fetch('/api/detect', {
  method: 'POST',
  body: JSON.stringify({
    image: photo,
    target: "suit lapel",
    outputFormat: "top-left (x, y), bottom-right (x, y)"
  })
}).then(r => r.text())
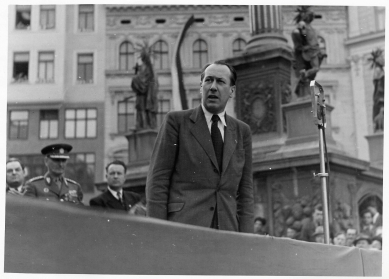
top-left (106, 191), bottom-right (125, 210)
top-left (190, 106), bottom-right (219, 170)
top-left (222, 114), bottom-right (237, 175)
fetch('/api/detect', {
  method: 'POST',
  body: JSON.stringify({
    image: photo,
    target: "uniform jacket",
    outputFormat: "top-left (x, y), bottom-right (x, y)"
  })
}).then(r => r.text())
top-left (6, 184), bottom-right (27, 195)
top-left (24, 172), bottom-right (83, 204)
top-left (146, 106), bottom-right (254, 233)
top-left (89, 189), bottom-right (141, 213)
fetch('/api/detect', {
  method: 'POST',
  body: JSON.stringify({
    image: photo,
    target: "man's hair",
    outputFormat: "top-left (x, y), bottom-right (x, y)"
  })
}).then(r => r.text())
top-left (106, 160), bottom-right (127, 173)
top-left (200, 61), bottom-right (237, 86)
top-left (361, 209), bottom-right (373, 217)
top-left (254, 217), bottom-right (266, 225)
top-left (6, 158), bottom-right (25, 170)
top-left (314, 204), bottom-right (323, 212)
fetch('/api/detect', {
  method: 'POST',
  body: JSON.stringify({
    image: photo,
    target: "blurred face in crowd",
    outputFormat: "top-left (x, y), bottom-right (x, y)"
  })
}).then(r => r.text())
top-left (314, 234), bottom-right (324, 244)
top-left (200, 64), bottom-right (235, 115)
top-left (346, 228), bottom-right (357, 239)
top-left (45, 157), bottom-right (68, 177)
top-left (367, 206), bottom-right (378, 215)
top-left (370, 240), bottom-right (382, 250)
top-left (334, 233), bottom-right (346, 246)
top-left (355, 240), bottom-right (370, 249)
top-left (362, 212), bottom-right (373, 225)
top-left (106, 164), bottom-right (126, 190)
top-left (313, 209), bottom-right (323, 225)
top-left (286, 228), bottom-right (297, 239)
top-left (6, 161), bottom-right (25, 187)
top-left (254, 219), bottom-right (264, 234)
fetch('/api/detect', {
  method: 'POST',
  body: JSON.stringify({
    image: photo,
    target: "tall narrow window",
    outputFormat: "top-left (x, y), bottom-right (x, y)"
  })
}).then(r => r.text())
top-left (78, 4), bottom-right (94, 32)
top-left (375, 7), bottom-right (385, 31)
top-left (9, 111), bottom-right (29, 139)
top-left (65, 108), bottom-right (97, 139)
top-left (118, 99), bottom-right (135, 133)
top-left (152, 40), bottom-right (169, 70)
top-left (232, 38), bottom-right (246, 57)
top-left (77, 53), bottom-right (93, 83)
top-left (13, 52), bottom-right (29, 82)
top-left (39, 110), bottom-right (58, 139)
top-left (15, 5), bottom-right (31, 30)
top-left (40, 5), bottom-right (55, 29)
top-left (119, 42), bottom-right (135, 71)
top-left (157, 99), bottom-right (171, 126)
top-left (193, 39), bottom-right (208, 68)
top-left (38, 52), bottom-right (54, 83)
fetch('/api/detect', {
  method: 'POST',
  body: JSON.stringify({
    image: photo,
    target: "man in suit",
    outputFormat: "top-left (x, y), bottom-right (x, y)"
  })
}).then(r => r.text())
top-left (6, 158), bottom-right (27, 195)
top-left (90, 160), bottom-right (142, 213)
top-left (24, 143), bottom-right (83, 204)
top-left (146, 61), bottom-right (254, 233)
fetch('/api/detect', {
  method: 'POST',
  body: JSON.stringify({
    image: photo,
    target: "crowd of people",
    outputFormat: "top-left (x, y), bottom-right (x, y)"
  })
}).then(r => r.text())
top-left (253, 204), bottom-right (382, 251)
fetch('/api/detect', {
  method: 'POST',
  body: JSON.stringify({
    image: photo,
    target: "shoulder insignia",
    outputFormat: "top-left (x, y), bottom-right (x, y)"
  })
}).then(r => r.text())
top-left (26, 176), bottom-right (44, 184)
top-left (65, 178), bottom-right (80, 186)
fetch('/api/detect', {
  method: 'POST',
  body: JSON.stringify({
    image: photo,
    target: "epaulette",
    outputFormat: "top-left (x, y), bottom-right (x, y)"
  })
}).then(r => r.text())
top-left (65, 178), bottom-right (80, 186)
top-left (26, 176), bottom-right (44, 184)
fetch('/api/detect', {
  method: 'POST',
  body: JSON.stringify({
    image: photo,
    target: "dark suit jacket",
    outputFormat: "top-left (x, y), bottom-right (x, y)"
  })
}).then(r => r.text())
top-left (146, 106), bottom-right (254, 233)
top-left (89, 189), bottom-right (141, 213)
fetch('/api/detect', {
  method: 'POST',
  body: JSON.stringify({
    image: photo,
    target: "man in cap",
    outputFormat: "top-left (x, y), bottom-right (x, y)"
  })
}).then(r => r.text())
top-left (353, 234), bottom-right (371, 249)
top-left (89, 160), bottom-right (143, 214)
top-left (6, 158), bottom-right (27, 195)
top-left (24, 143), bottom-right (83, 204)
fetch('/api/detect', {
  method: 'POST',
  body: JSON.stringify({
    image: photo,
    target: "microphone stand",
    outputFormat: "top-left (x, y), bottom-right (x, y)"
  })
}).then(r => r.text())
top-left (310, 80), bottom-right (330, 245)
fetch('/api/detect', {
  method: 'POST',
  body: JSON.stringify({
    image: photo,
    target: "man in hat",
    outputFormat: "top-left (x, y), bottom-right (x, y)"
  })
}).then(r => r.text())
top-left (89, 160), bottom-right (143, 214)
top-left (6, 158), bottom-right (27, 195)
top-left (24, 143), bottom-right (83, 204)
top-left (254, 217), bottom-right (267, 235)
top-left (353, 234), bottom-right (371, 249)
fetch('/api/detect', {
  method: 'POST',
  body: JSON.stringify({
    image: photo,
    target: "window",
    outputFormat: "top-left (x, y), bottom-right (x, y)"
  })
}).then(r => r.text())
top-left (233, 38), bottom-right (246, 57)
top-left (38, 52), bottom-right (54, 83)
top-left (13, 52), bottom-right (29, 82)
top-left (192, 98), bottom-right (201, 108)
top-left (119, 42), bottom-right (135, 71)
top-left (40, 5), bottom-right (55, 29)
top-left (375, 7), bottom-right (385, 31)
top-left (65, 108), bottom-right (97, 138)
top-left (66, 153), bottom-right (96, 193)
top-left (152, 40), bottom-right (169, 70)
top-left (317, 36), bottom-right (327, 64)
top-left (78, 4), bottom-right (94, 32)
top-left (39, 110), bottom-right (58, 139)
top-left (9, 110), bottom-right (29, 139)
top-left (157, 99), bottom-right (171, 126)
top-left (15, 5), bottom-right (31, 29)
top-left (193, 39), bottom-right (208, 68)
top-left (77, 53), bottom-right (93, 83)
top-left (118, 99), bottom-right (135, 133)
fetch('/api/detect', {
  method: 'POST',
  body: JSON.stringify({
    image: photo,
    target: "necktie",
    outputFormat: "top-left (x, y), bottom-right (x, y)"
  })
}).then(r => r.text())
top-left (211, 114), bottom-right (223, 171)
top-left (117, 192), bottom-right (124, 205)
top-left (54, 178), bottom-right (62, 191)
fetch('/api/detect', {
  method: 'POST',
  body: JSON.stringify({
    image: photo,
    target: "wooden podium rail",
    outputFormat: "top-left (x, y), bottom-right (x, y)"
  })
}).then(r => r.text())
top-left (4, 195), bottom-right (382, 276)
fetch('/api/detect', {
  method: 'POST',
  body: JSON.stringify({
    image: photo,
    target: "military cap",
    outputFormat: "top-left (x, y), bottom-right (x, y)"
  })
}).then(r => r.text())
top-left (41, 143), bottom-right (72, 159)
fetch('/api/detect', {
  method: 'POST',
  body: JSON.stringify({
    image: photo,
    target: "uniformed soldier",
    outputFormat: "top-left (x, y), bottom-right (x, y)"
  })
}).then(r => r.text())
top-left (24, 143), bottom-right (83, 205)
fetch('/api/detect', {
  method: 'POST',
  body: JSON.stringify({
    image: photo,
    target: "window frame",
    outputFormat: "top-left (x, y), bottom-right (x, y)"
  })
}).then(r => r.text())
top-left (152, 40), bottom-right (169, 70)
top-left (65, 108), bottom-right (97, 139)
top-left (78, 4), bottom-right (95, 32)
top-left (15, 5), bottom-right (31, 30)
top-left (13, 52), bottom-right (29, 83)
top-left (77, 53), bottom-right (94, 84)
top-left (37, 51), bottom-right (55, 83)
top-left (40, 5), bottom-right (56, 30)
top-left (193, 39), bottom-right (208, 69)
top-left (117, 99), bottom-right (136, 133)
top-left (119, 41), bottom-right (135, 71)
top-left (39, 109), bottom-right (59, 139)
top-left (232, 38), bottom-right (247, 57)
top-left (9, 110), bottom-right (29, 140)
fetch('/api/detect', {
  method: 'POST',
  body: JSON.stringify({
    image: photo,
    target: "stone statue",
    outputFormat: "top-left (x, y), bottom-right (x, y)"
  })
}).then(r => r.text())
top-left (131, 42), bottom-right (159, 130)
top-left (368, 48), bottom-right (385, 132)
top-left (291, 6), bottom-right (327, 98)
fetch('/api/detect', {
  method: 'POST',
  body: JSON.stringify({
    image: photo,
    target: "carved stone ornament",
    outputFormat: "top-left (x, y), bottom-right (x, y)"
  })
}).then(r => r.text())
top-left (240, 80), bottom-right (276, 134)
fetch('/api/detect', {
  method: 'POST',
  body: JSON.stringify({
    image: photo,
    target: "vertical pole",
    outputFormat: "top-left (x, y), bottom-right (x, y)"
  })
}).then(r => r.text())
top-left (319, 126), bottom-right (330, 244)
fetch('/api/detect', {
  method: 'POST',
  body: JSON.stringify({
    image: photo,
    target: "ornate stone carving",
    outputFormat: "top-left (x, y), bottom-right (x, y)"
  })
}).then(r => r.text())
top-left (240, 79), bottom-right (276, 134)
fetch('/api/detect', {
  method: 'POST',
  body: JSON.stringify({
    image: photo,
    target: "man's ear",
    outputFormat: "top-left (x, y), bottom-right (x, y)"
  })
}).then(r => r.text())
top-left (229, 85), bottom-right (236, 98)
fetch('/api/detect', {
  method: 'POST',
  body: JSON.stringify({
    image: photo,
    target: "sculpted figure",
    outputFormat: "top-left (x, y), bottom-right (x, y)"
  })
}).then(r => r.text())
top-left (291, 6), bottom-right (327, 97)
top-left (131, 43), bottom-right (159, 130)
top-left (369, 48), bottom-right (385, 132)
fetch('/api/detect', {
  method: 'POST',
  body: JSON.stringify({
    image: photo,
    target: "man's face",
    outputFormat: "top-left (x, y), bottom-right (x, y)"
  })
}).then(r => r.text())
top-left (355, 240), bottom-right (369, 249)
top-left (346, 229), bottom-right (357, 239)
top-left (6, 161), bottom-right (25, 187)
top-left (45, 157), bottom-right (68, 176)
top-left (106, 164), bottom-right (126, 189)
top-left (371, 240), bottom-right (382, 250)
top-left (286, 228), bottom-right (296, 238)
top-left (334, 233), bottom-right (346, 246)
top-left (200, 64), bottom-right (235, 114)
top-left (313, 209), bottom-right (323, 225)
top-left (363, 212), bottom-right (373, 225)
top-left (253, 220), bottom-right (263, 233)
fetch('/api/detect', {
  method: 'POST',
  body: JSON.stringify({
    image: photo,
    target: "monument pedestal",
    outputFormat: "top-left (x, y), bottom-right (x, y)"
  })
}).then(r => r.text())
top-left (125, 129), bottom-right (158, 166)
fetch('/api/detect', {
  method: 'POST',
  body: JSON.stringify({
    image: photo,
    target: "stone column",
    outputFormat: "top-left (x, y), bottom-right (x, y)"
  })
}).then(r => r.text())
top-left (246, 5), bottom-right (289, 53)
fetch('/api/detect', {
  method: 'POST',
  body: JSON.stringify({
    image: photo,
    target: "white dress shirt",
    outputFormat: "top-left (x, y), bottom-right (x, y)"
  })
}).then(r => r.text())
top-left (201, 104), bottom-right (227, 141)
top-left (108, 186), bottom-right (123, 200)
